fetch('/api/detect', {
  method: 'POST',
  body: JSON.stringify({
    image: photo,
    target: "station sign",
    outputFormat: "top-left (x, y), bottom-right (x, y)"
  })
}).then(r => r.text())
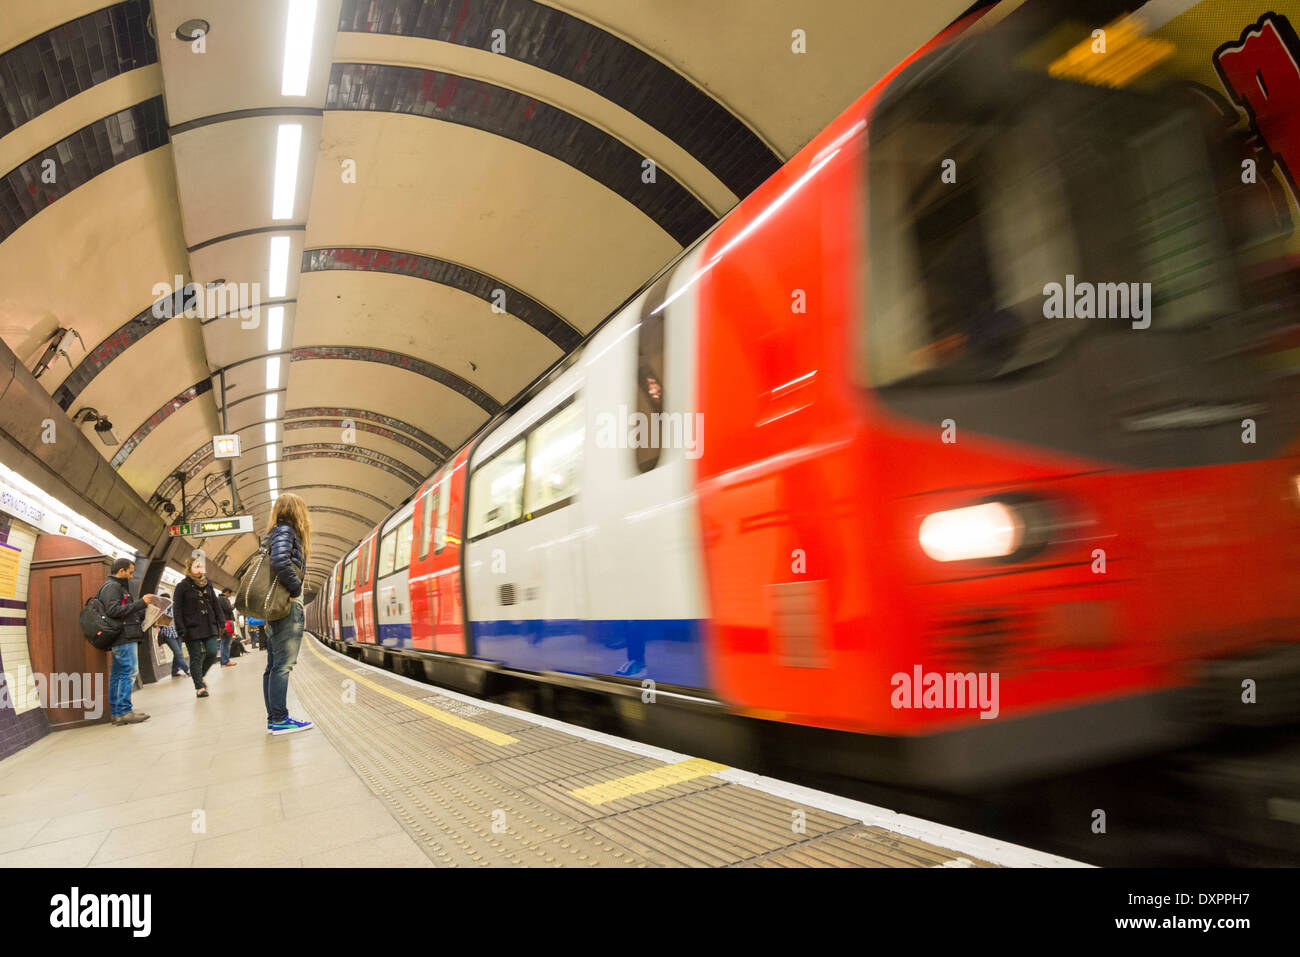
top-left (168, 515), bottom-right (254, 538)
top-left (212, 434), bottom-right (241, 459)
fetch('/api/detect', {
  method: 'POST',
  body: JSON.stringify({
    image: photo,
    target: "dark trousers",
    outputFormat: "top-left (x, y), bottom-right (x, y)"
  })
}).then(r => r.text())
top-left (185, 637), bottom-right (219, 690)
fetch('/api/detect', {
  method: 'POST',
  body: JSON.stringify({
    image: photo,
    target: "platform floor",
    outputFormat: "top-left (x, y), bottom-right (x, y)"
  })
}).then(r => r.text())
top-left (0, 636), bottom-right (1082, 867)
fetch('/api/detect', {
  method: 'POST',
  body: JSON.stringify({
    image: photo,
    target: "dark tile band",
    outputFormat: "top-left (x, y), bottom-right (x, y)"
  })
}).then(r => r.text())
top-left (336, 0), bottom-right (781, 197)
top-left (326, 63), bottom-right (715, 247)
top-left (303, 246), bottom-right (581, 352)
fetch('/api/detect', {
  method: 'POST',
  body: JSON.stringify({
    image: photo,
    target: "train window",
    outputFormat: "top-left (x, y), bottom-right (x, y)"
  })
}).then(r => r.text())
top-left (394, 518), bottom-right (413, 572)
top-left (634, 312), bottom-right (665, 473)
top-left (526, 399), bottom-right (584, 514)
top-left (342, 558), bottom-right (355, 593)
top-left (863, 73), bottom-right (1236, 389)
top-left (416, 484), bottom-right (430, 560)
top-left (377, 529), bottom-right (398, 578)
top-left (467, 439), bottom-right (525, 539)
top-left (434, 476), bottom-right (451, 554)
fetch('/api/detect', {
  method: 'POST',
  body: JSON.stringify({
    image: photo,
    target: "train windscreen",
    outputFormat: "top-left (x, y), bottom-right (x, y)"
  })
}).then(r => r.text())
top-left (864, 69), bottom-right (1238, 388)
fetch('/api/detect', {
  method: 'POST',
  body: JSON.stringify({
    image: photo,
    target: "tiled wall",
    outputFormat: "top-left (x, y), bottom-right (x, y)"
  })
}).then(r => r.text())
top-left (0, 515), bottom-right (50, 761)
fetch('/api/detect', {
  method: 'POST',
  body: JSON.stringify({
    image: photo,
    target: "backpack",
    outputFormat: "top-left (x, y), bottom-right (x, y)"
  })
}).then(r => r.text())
top-left (79, 582), bottom-right (124, 650)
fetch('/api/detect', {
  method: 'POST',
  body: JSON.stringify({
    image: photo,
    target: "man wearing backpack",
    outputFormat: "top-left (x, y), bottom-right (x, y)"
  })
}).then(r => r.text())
top-left (101, 557), bottom-right (157, 725)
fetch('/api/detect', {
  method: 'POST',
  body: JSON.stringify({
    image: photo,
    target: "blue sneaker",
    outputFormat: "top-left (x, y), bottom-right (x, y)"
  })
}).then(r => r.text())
top-left (269, 717), bottom-right (313, 736)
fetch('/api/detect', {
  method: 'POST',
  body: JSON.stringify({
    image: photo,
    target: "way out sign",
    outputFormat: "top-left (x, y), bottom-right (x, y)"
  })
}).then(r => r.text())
top-left (168, 515), bottom-right (254, 538)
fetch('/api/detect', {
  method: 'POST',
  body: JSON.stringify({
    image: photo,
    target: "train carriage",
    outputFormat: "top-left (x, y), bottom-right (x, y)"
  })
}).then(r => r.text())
top-left (313, 13), bottom-right (1300, 787)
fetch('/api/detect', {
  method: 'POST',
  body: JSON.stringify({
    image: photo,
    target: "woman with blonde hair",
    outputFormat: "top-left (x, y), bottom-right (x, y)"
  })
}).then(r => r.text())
top-left (263, 492), bottom-right (313, 735)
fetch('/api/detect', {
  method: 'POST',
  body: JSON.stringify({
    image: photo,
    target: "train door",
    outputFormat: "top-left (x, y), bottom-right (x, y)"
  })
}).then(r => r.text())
top-left (578, 274), bottom-right (710, 686)
top-left (355, 532), bottom-right (377, 643)
top-left (329, 559), bottom-right (343, 640)
top-left (432, 447), bottom-right (471, 654)
top-left (339, 549), bottom-right (358, 640)
top-left (409, 475), bottom-right (439, 651)
top-left (375, 502), bottom-right (415, 648)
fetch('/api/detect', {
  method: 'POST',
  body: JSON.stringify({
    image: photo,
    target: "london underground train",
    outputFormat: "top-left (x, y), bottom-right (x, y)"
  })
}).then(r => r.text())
top-left (309, 20), bottom-right (1300, 787)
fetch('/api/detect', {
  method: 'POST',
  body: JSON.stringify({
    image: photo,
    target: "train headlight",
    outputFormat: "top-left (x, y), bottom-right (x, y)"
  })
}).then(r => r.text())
top-left (919, 502), bottom-right (1025, 562)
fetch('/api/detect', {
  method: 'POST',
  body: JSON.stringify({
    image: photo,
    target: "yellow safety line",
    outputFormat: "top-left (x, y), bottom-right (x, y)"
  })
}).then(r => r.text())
top-left (570, 757), bottom-right (729, 806)
top-left (304, 637), bottom-right (518, 746)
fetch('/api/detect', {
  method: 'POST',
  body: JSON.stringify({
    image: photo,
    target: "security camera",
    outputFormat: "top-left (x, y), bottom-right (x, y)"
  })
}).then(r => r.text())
top-left (92, 417), bottom-right (120, 446)
top-left (73, 407), bottom-right (119, 446)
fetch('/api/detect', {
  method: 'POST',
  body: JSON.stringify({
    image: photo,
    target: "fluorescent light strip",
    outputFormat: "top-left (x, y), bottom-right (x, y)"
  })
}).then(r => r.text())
top-left (267, 444), bottom-right (278, 462)
top-left (268, 235), bottom-right (291, 297)
top-left (272, 124), bottom-right (302, 220)
top-left (267, 305), bottom-right (284, 350)
top-left (264, 422), bottom-right (276, 443)
top-left (268, 463), bottom-right (278, 479)
top-left (265, 395), bottom-right (277, 419)
top-left (281, 0), bottom-right (318, 97)
top-left (0, 461), bottom-right (135, 558)
top-left (266, 356), bottom-right (281, 391)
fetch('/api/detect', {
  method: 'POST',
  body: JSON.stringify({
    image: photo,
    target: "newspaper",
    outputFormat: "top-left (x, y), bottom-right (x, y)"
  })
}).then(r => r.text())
top-left (142, 594), bottom-right (173, 633)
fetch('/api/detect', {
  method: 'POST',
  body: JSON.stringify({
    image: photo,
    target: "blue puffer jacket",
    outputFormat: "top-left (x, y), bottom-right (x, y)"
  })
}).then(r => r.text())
top-left (266, 522), bottom-right (305, 598)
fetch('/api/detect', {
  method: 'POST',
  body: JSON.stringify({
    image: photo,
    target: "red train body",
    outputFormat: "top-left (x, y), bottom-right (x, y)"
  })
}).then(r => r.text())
top-left (310, 14), bottom-right (1300, 786)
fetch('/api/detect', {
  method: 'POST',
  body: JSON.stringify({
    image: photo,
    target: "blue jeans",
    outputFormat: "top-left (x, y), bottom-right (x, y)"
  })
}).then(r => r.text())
top-left (264, 603), bottom-right (304, 723)
top-left (162, 634), bottom-right (189, 675)
top-left (108, 642), bottom-right (137, 717)
top-left (219, 636), bottom-right (231, 664)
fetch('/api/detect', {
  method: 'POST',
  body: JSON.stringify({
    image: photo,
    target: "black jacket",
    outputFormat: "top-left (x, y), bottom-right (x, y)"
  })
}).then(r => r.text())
top-left (173, 575), bottom-right (227, 641)
top-left (218, 594), bottom-right (234, 623)
top-left (100, 576), bottom-right (147, 645)
top-left (267, 523), bottom-right (305, 598)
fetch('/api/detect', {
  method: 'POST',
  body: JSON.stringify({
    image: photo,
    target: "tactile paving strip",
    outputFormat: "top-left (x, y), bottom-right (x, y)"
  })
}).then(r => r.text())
top-left (293, 638), bottom-right (1000, 868)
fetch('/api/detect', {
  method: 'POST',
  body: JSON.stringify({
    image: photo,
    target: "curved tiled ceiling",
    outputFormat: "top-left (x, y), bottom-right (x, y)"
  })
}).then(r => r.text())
top-left (0, 0), bottom-right (976, 596)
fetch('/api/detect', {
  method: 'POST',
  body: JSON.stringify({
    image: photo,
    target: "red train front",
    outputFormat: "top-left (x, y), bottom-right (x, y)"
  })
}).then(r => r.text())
top-left (694, 28), bottom-right (1300, 783)
top-left (314, 20), bottom-right (1300, 790)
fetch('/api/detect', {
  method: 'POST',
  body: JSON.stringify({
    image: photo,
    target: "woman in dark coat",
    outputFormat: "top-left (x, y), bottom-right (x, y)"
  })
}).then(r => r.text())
top-left (263, 492), bottom-right (313, 735)
top-left (173, 555), bottom-right (227, 698)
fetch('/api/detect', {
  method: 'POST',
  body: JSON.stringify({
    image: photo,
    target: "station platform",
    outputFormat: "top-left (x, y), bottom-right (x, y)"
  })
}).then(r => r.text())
top-left (0, 636), bottom-right (1082, 868)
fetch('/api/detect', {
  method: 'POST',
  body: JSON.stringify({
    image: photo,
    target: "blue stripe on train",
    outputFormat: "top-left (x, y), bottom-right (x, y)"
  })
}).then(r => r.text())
top-left (340, 625), bottom-right (355, 640)
top-left (378, 622), bottom-right (412, 647)
top-left (470, 618), bottom-right (706, 689)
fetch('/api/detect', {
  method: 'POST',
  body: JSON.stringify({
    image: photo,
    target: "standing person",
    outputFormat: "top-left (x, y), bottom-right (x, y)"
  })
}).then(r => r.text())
top-left (173, 555), bottom-right (226, 698)
top-left (217, 588), bottom-right (238, 668)
top-left (101, 558), bottom-right (156, 725)
top-left (155, 604), bottom-right (189, 679)
top-left (263, 493), bottom-right (313, 735)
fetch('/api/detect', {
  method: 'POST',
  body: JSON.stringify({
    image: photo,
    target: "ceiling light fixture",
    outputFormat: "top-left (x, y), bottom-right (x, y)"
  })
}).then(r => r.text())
top-left (175, 19), bottom-right (209, 42)
top-left (268, 462), bottom-right (278, 479)
top-left (268, 235), bottom-right (291, 297)
top-left (281, 0), bottom-right (318, 96)
top-left (271, 124), bottom-right (302, 220)
top-left (265, 394), bottom-right (278, 419)
top-left (267, 305), bottom-right (284, 350)
top-left (264, 422), bottom-right (276, 443)
top-left (266, 356), bottom-right (281, 391)
top-left (267, 444), bottom-right (278, 462)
